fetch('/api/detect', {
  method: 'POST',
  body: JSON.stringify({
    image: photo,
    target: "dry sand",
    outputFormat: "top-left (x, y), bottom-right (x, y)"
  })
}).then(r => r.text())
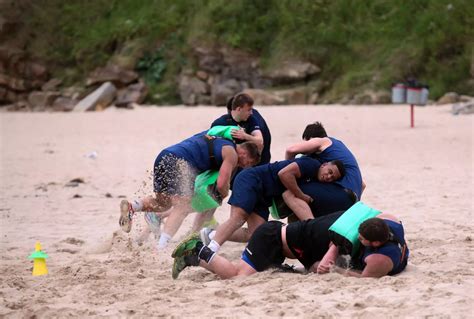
top-left (0, 104), bottom-right (473, 318)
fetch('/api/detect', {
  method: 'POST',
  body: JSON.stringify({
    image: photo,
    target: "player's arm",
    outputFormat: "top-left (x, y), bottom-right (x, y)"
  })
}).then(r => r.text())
top-left (278, 163), bottom-right (312, 204)
top-left (333, 254), bottom-right (393, 278)
top-left (316, 243), bottom-right (339, 274)
top-left (216, 146), bottom-right (238, 199)
top-left (360, 254), bottom-right (393, 278)
top-left (285, 137), bottom-right (330, 159)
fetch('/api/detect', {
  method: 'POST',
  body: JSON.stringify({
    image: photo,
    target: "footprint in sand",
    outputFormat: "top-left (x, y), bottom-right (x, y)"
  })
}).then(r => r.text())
top-left (61, 237), bottom-right (85, 246)
top-left (84, 231), bottom-right (134, 254)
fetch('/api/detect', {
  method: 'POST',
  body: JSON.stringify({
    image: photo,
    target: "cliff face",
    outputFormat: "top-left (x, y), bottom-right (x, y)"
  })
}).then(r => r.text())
top-left (1, 1), bottom-right (473, 110)
top-left (0, 0), bottom-right (27, 45)
top-left (0, 0), bottom-right (51, 109)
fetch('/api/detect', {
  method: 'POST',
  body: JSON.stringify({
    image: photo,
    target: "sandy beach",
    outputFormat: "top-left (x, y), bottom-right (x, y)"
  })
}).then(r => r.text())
top-left (0, 104), bottom-right (473, 318)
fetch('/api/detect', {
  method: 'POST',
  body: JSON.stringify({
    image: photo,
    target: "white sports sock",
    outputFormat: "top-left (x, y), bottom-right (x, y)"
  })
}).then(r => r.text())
top-left (157, 232), bottom-right (171, 249)
top-left (208, 240), bottom-right (220, 253)
top-left (208, 230), bottom-right (216, 241)
top-left (131, 199), bottom-right (144, 212)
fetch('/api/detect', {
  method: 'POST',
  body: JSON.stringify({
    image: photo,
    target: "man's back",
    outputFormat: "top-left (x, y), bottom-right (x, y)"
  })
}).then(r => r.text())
top-left (286, 211), bottom-right (344, 269)
top-left (247, 157), bottom-right (322, 197)
top-left (313, 137), bottom-right (362, 198)
top-left (165, 134), bottom-right (235, 172)
top-left (249, 160), bottom-right (294, 196)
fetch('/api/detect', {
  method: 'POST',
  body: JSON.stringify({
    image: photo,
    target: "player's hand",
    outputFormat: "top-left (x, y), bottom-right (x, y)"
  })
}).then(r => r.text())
top-left (231, 128), bottom-right (247, 140)
top-left (317, 261), bottom-right (334, 274)
top-left (217, 189), bottom-right (228, 201)
top-left (301, 194), bottom-right (313, 204)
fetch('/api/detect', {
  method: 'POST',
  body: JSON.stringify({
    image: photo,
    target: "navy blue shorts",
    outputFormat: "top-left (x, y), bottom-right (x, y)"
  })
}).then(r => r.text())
top-left (153, 151), bottom-right (197, 196)
top-left (241, 221), bottom-right (285, 271)
top-left (228, 170), bottom-right (271, 220)
top-left (299, 182), bottom-right (355, 217)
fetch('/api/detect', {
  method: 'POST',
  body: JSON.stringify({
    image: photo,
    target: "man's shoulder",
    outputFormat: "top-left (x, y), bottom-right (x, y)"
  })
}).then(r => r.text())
top-left (295, 156), bottom-right (319, 162)
top-left (220, 144), bottom-right (238, 160)
top-left (379, 213), bottom-right (400, 222)
top-left (251, 109), bottom-right (265, 121)
top-left (293, 156), bottom-right (319, 167)
top-left (244, 116), bottom-right (261, 132)
top-left (364, 253), bottom-right (394, 268)
top-left (218, 138), bottom-right (236, 149)
top-left (325, 137), bottom-right (355, 154)
top-left (268, 159), bottom-right (292, 170)
top-left (211, 114), bottom-right (233, 126)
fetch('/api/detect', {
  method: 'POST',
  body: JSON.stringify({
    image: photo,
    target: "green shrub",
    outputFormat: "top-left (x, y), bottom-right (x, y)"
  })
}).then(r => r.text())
top-left (24, 0), bottom-right (474, 102)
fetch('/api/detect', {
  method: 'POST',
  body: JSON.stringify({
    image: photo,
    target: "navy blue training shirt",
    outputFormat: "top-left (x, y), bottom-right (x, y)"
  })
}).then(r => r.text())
top-left (165, 133), bottom-right (235, 172)
top-left (211, 109), bottom-right (271, 164)
top-left (312, 137), bottom-right (362, 198)
top-left (251, 157), bottom-right (322, 197)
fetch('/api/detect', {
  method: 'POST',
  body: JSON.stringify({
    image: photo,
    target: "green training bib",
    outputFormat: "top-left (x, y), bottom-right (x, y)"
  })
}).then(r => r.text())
top-left (207, 125), bottom-right (240, 140)
top-left (191, 170), bottom-right (222, 213)
top-left (328, 202), bottom-right (381, 256)
top-left (269, 197), bottom-right (294, 220)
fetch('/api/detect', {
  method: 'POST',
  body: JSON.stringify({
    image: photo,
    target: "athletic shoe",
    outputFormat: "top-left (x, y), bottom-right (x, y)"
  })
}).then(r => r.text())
top-left (199, 227), bottom-right (214, 246)
top-left (172, 254), bottom-right (200, 279)
top-left (119, 200), bottom-right (134, 233)
top-left (144, 212), bottom-right (161, 237)
top-left (171, 232), bottom-right (201, 258)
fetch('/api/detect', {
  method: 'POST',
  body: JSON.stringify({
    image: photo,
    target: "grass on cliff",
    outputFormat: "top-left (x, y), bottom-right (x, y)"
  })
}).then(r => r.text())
top-left (25, 0), bottom-right (474, 102)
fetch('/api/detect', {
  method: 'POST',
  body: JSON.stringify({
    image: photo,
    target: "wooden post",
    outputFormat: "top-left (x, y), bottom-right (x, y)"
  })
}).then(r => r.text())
top-left (410, 104), bottom-right (414, 128)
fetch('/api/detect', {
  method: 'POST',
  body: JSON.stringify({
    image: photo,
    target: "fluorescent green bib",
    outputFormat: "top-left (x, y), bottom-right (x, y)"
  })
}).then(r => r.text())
top-left (191, 170), bottom-right (221, 212)
top-left (269, 197), bottom-right (293, 219)
top-left (207, 125), bottom-right (239, 140)
top-left (328, 202), bottom-right (381, 256)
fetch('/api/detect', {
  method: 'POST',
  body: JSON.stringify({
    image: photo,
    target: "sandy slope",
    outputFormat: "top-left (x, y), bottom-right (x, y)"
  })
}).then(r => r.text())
top-left (0, 104), bottom-right (472, 318)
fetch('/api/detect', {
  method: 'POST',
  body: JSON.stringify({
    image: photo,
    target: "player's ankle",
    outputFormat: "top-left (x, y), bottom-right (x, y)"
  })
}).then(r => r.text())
top-left (208, 240), bottom-right (220, 253)
top-left (197, 242), bottom-right (216, 263)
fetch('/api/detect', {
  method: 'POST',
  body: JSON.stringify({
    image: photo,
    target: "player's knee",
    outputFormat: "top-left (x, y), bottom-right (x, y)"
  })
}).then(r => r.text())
top-left (230, 216), bottom-right (246, 229)
top-left (282, 190), bottom-right (295, 201)
top-left (153, 193), bottom-right (172, 211)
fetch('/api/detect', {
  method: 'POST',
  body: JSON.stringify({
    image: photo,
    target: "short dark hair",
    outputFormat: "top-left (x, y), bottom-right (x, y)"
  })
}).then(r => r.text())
top-left (359, 218), bottom-right (390, 243)
top-left (226, 96), bottom-right (234, 111)
top-left (302, 122), bottom-right (327, 140)
top-left (230, 93), bottom-right (254, 110)
top-left (330, 160), bottom-right (345, 179)
top-left (239, 141), bottom-right (260, 164)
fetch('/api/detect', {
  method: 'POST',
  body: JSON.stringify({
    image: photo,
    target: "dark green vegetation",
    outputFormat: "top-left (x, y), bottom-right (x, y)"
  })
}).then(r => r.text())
top-left (24, 0), bottom-right (474, 103)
